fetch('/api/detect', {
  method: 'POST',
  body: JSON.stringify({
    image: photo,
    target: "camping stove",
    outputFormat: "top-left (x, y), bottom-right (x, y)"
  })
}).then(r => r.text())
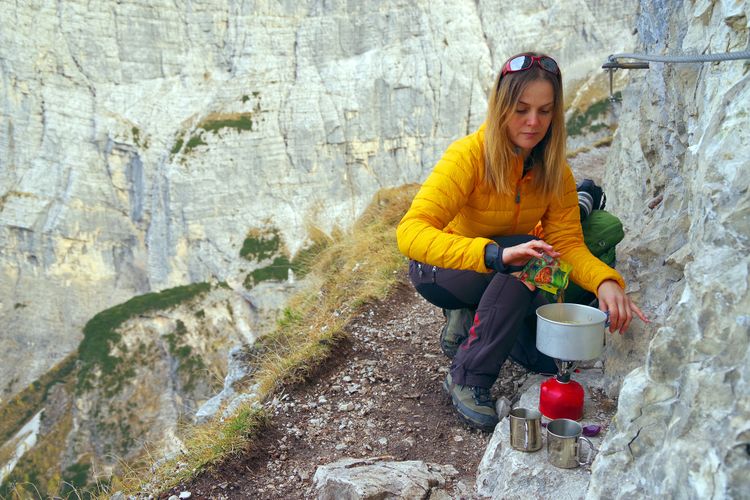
top-left (539, 359), bottom-right (585, 420)
top-left (535, 303), bottom-right (609, 422)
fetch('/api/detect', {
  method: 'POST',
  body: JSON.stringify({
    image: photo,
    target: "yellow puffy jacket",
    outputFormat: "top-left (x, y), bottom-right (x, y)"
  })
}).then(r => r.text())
top-left (396, 125), bottom-right (625, 294)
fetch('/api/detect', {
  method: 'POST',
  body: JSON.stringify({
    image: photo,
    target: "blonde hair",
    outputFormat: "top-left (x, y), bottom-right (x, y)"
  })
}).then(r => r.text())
top-left (484, 53), bottom-right (567, 197)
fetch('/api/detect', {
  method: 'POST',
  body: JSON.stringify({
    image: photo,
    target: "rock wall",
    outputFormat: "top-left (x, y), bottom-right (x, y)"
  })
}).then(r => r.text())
top-left (588, 0), bottom-right (750, 497)
top-left (0, 0), bottom-right (637, 400)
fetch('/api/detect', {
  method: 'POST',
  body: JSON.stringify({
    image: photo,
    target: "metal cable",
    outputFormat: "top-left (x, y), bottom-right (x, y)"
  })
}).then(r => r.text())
top-left (602, 51), bottom-right (750, 100)
top-left (608, 51), bottom-right (750, 64)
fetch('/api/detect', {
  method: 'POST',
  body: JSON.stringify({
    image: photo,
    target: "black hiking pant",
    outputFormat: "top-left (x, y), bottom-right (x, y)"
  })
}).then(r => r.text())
top-left (408, 235), bottom-right (558, 389)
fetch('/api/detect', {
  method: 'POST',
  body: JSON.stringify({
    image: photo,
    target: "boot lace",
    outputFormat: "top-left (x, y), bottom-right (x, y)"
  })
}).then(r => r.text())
top-left (472, 387), bottom-right (493, 407)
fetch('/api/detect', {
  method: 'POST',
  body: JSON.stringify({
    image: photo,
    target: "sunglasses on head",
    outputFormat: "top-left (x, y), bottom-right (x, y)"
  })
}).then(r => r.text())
top-left (501, 54), bottom-right (560, 78)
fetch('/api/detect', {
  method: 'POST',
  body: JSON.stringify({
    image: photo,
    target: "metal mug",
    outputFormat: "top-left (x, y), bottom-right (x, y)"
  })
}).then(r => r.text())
top-left (509, 407), bottom-right (543, 452)
top-left (546, 418), bottom-right (596, 468)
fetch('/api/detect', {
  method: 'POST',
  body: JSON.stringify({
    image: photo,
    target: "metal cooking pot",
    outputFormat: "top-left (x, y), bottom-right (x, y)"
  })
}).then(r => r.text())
top-left (536, 303), bottom-right (607, 361)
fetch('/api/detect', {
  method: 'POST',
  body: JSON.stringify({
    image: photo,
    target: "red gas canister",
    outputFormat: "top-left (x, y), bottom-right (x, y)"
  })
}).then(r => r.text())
top-left (539, 375), bottom-right (584, 421)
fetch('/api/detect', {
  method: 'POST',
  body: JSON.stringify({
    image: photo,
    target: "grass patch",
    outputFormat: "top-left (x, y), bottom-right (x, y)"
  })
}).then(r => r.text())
top-left (241, 227), bottom-right (332, 287)
top-left (240, 227), bottom-right (286, 287)
top-left (114, 406), bottom-right (269, 495)
top-left (118, 185), bottom-right (417, 495)
top-left (76, 283), bottom-right (212, 394)
top-left (240, 228), bottom-right (282, 261)
top-left (567, 135), bottom-right (615, 159)
top-left (243, 256), bottom-right (291, 288)
top-left (170, 138), bottom-right (184, 155)
top-left (184, 134), bottom-right (207, 154)
top-left (171, 101), bottom-right (262, 159)
top-left (202, 115), bottom-right (255, 133)
top-left (290, 228), bottom-right (332, 279)
top-left (197, 107), bottom-right (262, 138)
top-left (566, 93), bottom-right (620, 136)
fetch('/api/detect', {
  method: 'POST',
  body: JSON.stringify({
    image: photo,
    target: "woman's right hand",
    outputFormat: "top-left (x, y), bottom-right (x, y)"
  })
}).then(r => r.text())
top-left (596, 279), bottom-right (650, 334)
top-left (502, 239), bottom-right (559, 267)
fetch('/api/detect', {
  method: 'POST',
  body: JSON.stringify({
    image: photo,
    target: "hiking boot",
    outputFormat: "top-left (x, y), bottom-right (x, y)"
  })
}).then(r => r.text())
top-left (443, 373), bottom-right (499, 432)
top-left (440, 308), bottom-right (475, 359)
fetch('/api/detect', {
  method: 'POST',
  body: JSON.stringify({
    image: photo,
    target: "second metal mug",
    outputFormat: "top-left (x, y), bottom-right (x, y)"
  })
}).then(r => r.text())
top-left (509, 407), bottom-right (543, 452)
top-left (546, 418), bottom-right (595, 468)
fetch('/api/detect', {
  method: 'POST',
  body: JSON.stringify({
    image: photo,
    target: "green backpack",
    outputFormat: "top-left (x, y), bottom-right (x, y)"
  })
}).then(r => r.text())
top-left (545, 210), bottom-right (625, 304)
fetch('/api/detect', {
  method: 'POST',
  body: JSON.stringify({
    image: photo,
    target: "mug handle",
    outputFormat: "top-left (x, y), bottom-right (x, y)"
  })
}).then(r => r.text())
top-left (576, 436), bottom-right (596, 467)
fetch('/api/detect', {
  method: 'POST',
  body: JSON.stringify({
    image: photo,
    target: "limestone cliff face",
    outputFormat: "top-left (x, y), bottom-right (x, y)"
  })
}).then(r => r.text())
top-left (0, 279), bottom-right (293, 491)
top-left (0, 0), bottom-right (637, 400)
top-left (588, 0), bottom-right (749, 497)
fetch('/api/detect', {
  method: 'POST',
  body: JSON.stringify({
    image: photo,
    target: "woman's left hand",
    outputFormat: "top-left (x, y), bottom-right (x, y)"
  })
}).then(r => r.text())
top-left (596, 280), bottom-right (650, 334)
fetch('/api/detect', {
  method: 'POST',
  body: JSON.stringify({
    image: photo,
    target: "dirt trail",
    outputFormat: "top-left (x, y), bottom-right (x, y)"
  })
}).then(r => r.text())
top-left (160, 276), bottom-right (532, 499)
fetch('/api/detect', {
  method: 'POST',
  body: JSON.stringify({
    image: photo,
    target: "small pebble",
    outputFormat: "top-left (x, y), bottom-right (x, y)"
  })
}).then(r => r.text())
top-left (338, 402), bottom-right (355, 412)
top-left (495, 397), bottom-right (512, 420)
top-left (179, 493), bottom-right (192, 500)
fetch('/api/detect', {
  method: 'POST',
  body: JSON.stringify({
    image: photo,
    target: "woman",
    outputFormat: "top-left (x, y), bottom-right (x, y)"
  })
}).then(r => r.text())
top-left (396, 53), bottom-right (649, 431)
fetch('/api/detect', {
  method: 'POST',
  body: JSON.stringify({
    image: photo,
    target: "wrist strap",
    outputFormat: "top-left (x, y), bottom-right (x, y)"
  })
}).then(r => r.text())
top-left (484, 244), bottom-right (508, 273)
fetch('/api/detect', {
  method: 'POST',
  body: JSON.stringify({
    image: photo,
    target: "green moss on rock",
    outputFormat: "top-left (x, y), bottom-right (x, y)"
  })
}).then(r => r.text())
top-left (201, 115), bottom-right (255, 133)
top-left (244, 255), bottom-right (292, 288)
top-left (240, 229), bottom-right (282, 261)
top-left (170, 138), bottom-right (184, 155)
top-left (240, 228), bottom-right (330, 288)
top-left (184, 134), bottom-right (207, 153)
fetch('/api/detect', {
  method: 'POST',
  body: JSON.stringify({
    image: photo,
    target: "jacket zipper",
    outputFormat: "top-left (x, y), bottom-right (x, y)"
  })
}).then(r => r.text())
top-left (511, 178), bottom-right (522, 232)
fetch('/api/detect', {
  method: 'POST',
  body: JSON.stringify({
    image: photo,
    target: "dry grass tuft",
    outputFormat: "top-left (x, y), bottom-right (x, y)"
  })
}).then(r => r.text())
top-left (567, 135), bottom-right (614, 159)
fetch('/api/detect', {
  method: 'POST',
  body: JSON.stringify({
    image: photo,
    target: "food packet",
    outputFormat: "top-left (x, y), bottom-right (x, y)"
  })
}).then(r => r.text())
top-left (518, 253), bottom-right (572, 295)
